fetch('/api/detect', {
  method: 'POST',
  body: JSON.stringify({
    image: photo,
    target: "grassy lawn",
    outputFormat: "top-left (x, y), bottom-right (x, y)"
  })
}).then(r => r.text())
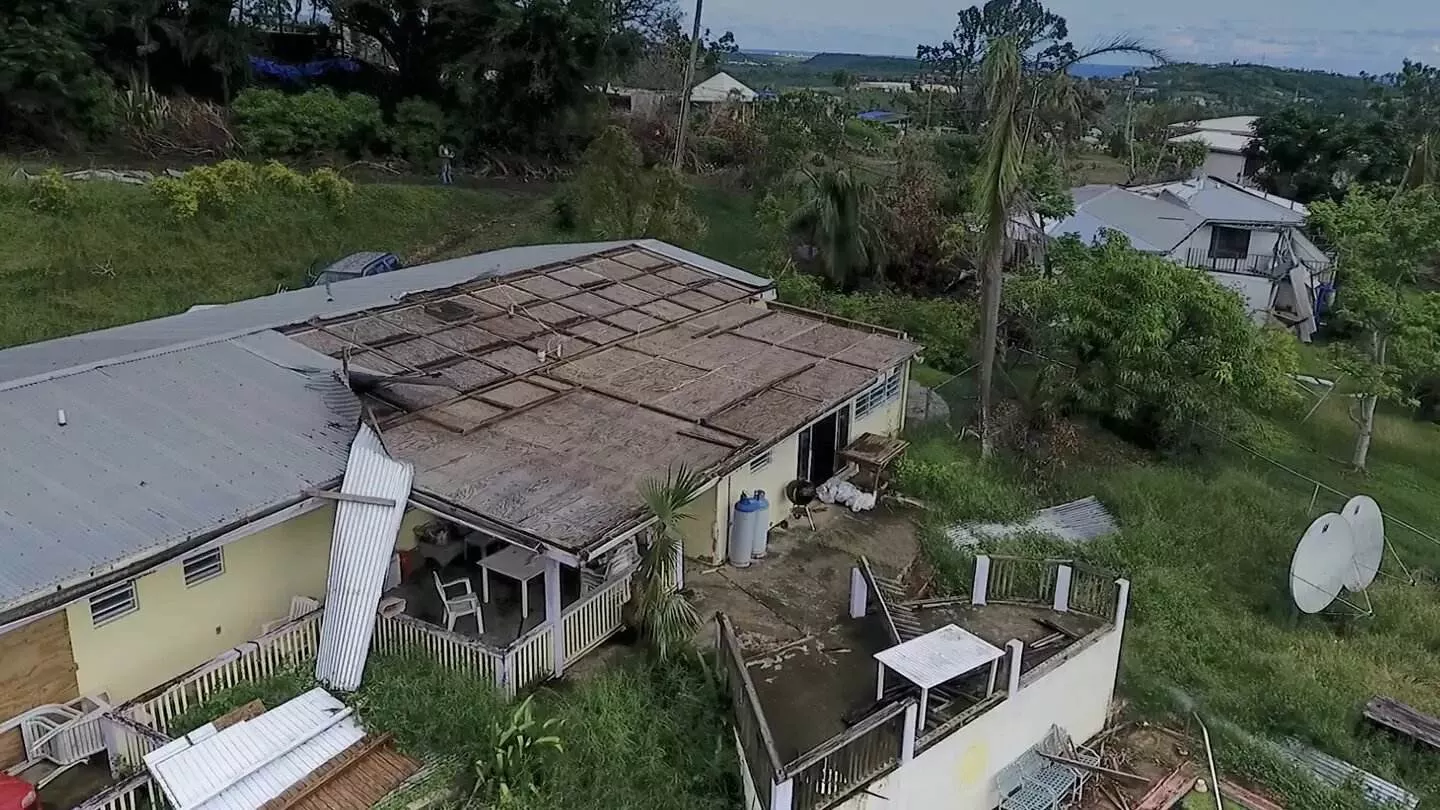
top-left (904, 364), bottom-right (1440, 808)
top-left (165, 652), bottom-right (738, 810)
top-left (0, 176), bottom-right (557, 350)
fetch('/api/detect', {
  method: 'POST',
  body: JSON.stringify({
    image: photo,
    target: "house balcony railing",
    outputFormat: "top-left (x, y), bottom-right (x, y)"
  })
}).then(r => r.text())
top-left (1184, 249), bottom-right (1331, 277)
top-left (725, 556), bottom-right (1131, 810)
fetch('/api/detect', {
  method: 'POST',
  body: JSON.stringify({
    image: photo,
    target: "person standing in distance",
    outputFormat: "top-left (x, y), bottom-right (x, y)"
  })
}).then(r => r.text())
top-left (438, 142), bottom-right (455, 185)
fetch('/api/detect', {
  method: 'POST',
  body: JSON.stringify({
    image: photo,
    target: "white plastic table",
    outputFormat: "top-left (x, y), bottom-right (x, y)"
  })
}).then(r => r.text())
top-left (479, 545), bottom-right (547, 618)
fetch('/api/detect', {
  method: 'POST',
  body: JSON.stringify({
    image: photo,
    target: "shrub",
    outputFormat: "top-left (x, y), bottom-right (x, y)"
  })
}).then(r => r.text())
top-left (570, 126), bottom-right (706, 245)
top-left (232, 88), bottom-right (383, 157)
top-left (27, 170), bottom-right (78, 214)
top-left (151, 160), bottom-right (356, 220)
top-left (388, 98), bottom-right (445, 163)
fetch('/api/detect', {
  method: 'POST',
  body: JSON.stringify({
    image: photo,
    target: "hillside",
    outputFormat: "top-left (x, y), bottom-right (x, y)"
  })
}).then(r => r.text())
top-left (1135, 63), bottom-right (1380, 114)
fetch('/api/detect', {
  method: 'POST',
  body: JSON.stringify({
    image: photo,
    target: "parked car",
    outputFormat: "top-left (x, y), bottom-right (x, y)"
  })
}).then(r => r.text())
top-left (0, 774), bottom-right (37, 810)
top-left (308, 252), bottom-right (403, 287)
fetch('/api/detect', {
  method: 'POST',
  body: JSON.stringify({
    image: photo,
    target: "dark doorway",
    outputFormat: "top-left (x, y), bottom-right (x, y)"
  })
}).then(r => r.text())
top-left (798, 407), bottom-right (851, 483)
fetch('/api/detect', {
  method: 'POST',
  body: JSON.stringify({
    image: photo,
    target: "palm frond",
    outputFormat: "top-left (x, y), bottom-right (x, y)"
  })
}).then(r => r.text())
top-left (1063, 36), bottom-right (1169, 71)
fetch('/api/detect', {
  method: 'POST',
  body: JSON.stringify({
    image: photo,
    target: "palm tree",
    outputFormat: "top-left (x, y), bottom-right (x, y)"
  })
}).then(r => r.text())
top-left (631, 465), bottom-right (706, 659)
top-left (971, 36), bottom-right (1024, 458)
top-left (789, 167), bottom-right (887, 292)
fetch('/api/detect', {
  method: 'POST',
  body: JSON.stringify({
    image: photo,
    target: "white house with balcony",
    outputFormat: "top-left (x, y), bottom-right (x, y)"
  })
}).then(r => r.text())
top-left (1040, 176), bottom-right (1332, 341)
top-left (1167, 115), bottom-right (1261, 185)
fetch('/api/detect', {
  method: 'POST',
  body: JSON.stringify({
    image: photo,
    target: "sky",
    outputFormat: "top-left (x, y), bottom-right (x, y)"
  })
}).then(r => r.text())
top-left (698, 0), bottom-right (1440, 75)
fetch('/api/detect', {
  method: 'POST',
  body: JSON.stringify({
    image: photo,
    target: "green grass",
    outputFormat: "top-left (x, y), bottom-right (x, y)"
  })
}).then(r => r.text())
top-left (900, 384), bottom-right (1440, 808)
top-left (0, 176), bottom-right (555, 349)
top-left (168, 652), bottom-right (738, 810)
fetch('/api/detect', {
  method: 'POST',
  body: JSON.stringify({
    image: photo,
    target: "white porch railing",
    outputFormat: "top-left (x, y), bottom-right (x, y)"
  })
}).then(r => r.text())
top-left (74, 772), bottom-right (162, 810)
top-left (563, 575), bottom-right (631, 661)
top-left (120, 610), bottom-right (322, 735)
top-left (372, 613), bottom-right (503, 682)
top-left (103, 713), bottom-right (172, 775)
top-left (503, 625), bottom-right (554, 694)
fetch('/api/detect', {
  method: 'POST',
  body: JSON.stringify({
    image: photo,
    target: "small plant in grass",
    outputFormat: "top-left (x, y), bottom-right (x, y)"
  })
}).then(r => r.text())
top-left (630, 464), bottom-right (706, 659)
top-left (150, 161), bottom-right (355, 220)
top-left (28, 170), bottom-right (78, 214)
top-left (306, 167), bottom-right (355, 210)
top-left (468, 695), bottom-right (563, 807)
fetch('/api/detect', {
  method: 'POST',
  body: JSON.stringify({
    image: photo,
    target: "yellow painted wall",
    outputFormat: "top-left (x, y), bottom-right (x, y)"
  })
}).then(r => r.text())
top-left (68, 505), bottom-right (334, 702)
top-left (67, 504), bottom-right (435, 701)
top-left (680, 486), bottom-right (721, 560)
top-left (694, 360), bottom-right (910, 564)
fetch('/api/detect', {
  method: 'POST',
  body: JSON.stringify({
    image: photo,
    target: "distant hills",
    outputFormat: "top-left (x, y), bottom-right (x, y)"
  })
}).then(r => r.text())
top-left (728, 51), bottom-right (1141, 80)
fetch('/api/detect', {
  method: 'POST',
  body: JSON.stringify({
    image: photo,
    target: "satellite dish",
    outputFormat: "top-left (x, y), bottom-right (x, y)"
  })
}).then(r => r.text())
top-left (1341, 496), bottom-right (1384, 592)
top-left (1290, 513), bottom-right (1355, 614)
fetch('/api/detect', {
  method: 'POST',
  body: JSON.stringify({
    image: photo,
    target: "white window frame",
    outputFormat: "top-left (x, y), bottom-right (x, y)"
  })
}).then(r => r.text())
top-left (89, 581), bottom-right (138, 627)
top-left (749, 452), bottom-right (772, 473)
top-left (183, 548), bottom-right (225, 587)
top-left (854, 366), bottom-right (903, 420)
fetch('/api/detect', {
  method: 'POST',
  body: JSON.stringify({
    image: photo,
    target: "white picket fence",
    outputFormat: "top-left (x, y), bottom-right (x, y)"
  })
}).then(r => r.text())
top-left (564, 575), bottom-right (631, 661)
top-left (73, 772), bottom-right (161, 810)
top-left (120, 610), bottom-right (322, 735)
top-left (371, 613), bottom-right (504, 682)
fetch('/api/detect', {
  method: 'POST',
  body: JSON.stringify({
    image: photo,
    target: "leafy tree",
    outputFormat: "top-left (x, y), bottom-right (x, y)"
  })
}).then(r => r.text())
top-left (1308, 186), bottom-right (1440, 469)
top-left (624, 19), bottom-right (736, 92)
top-left (1010, 234), bottom-right (1302, 447)
top-left (630, 466), bottom-right (705, 660)
top-left (1246, 106), bottom-right (1410, 203)
top-left (570, 125), bottom-right (706, 243)
top-left (788, 167), bottom-right (887, 292)
top-left (918, 0), bottom-right (1072, 97)
top-left (0, 0), bottom-right (115, 140)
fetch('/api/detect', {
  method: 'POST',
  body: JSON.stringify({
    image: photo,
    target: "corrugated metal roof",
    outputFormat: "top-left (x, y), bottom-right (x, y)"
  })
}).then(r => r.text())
top-left (0, 336), bottom-right (355, 614)
top-left (1142, 178), bottom-right (1306, 225)
top-left (945, 496), bottom-right (1119, 547)
top-left (1275, 738), bottom-right (1418, 809)
top-left (1051, 187), bottom-right (1203, 253)
top-left (315, 425), bottom-right (414, 691)
top-left (145, 687), bottom-right (366, 810)
top-left (873, 624), bottom-right (1005, 689)
top-left (0, 240), bottom-right (775, 387)
top-left (691, 72), bottom-right (757, 103)
top-left (1169, 130), bottom-right (1254, 154)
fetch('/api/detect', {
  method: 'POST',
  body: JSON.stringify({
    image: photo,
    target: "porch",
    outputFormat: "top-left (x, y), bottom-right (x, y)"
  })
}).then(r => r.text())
top-left (698, 503), bottom-right (1129, 810)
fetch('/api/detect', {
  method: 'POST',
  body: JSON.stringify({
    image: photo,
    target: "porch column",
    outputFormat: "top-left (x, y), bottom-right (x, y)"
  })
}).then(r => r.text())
top-left (1006, 639), bottom-right (1024, 694)
top-left (1052, 564), bottom-right (1072, 613)
top-left (849, 567), bottom-right (868, 619)
top-left (546, 558), bottom-right (566, 677)
top-left (972, 555), bottom-right (991, 605)
top-left (770, 777), bottom-right (794, 810)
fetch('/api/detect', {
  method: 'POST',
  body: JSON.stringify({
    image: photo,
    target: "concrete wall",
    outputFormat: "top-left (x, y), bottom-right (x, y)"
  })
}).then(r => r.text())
top-left (832, 627), bottom-right (1124, 810)
top-left (692, 360), bottom-right (910, 563)
top-left (1200, 150), bottom-right (1248, 184)
top-left (0, 613), bottom-right (80, 768)
top-left (66, 506), bottom-right (338, 702)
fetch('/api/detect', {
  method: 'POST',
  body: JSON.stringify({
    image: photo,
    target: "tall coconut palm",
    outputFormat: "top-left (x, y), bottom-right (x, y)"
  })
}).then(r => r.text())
top-left (789, 166), bottom-right (887, 292)
top-left (631, 465), bottom-right (705, 659)
top-left (971, 36), bottom-right (1025, 458)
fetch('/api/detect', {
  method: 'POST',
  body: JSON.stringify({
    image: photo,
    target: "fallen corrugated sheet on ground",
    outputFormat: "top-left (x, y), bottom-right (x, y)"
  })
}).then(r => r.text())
top-left (944, 496), bottom-right (1119, 548)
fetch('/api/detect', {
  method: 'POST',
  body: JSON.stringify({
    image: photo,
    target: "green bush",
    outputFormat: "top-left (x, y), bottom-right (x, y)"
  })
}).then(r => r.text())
top-left (150, 160), bottom-right (356, 220)
top-left (27, 170), bottom-right (78, 214)
top-left (232, 88), bottom-right (383, 157)
top-left (775, 269), bottom-right (978, 371)
top-left (388, 97), bottom-right (445, 163)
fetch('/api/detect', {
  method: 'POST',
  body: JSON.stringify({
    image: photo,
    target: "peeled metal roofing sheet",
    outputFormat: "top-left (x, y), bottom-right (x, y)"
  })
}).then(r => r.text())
top-left (314, 425), bottom-right (415, 691)
top-left (1275, 738), bottom-right (1418, 809)
top-left (146, 687), bottom-right (364, 810)
top-left (873, 624), bottom-right (1005, 689)
top-left (0, 240), bottom-right (771, 386)
top-left (945, 496), bottom-right (1118, 547)
top-left (0, 337), bottom-right (356, 613)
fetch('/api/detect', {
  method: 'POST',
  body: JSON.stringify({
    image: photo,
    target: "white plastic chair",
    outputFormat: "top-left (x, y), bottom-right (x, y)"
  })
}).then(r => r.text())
top-left (432, 571), bottom-right (483, 633)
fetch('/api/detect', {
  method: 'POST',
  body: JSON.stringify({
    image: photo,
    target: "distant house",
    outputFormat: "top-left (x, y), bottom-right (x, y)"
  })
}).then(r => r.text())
top-left (691, 72), bottom-right (758, 104)
top-left (1167, 115), bottom-right (1262, 185)
top-left (1041, 176), bottom-right (1332, 340)
top-left (857, 110), bottom-right (910, 129)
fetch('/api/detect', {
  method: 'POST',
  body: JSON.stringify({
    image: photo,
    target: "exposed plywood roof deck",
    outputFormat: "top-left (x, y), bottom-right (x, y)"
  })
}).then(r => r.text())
top-left (286, 247), bottom-right (919, 553)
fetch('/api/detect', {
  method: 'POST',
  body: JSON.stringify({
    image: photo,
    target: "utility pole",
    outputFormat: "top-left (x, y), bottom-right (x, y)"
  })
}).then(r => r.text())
top-left (672, 0), bottom-right (704, 170)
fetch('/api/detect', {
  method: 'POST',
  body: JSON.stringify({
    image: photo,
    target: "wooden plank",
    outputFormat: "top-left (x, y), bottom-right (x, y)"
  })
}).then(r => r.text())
top-left (1036, 618), bottom-right (1083, 640)
top-left (1135, 764), bottom-right (1198, 810)
top-left (302, 489), bottom-right (397, 508)
top-left (212, 700), bottom-right (265, 731)
top-left (260, 733), bottom-right (393, 810)
top-left (1038, 753), bottom-right (1148, 782)
top-left (1364, 695), bottom-right (1440, 750)
top-left (1218, 780), bottom-right (1284, 810)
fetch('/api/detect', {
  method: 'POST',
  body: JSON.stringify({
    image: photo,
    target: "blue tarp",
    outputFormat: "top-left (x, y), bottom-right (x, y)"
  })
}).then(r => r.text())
top-left (249, 56), bottom-right (361, 83)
